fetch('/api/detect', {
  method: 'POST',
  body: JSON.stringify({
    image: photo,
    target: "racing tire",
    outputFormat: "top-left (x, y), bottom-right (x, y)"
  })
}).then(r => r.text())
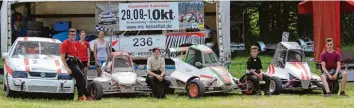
top-left (89, 81), bottom-right (103, 100)
top-left (328, 80), bottom-right (339, 94)
top-left (2, 81), bottom-right (5, 91)
top-left (240, 75), bottom-right (257, 95)
top-left (5, 80), bottom-right (18, 97)
top-left (270, 76), bottom-right (282, 95)
top-left (61, 93), bottom-right (74, 100)
top-left (186, 79), bottom-right (205, 98)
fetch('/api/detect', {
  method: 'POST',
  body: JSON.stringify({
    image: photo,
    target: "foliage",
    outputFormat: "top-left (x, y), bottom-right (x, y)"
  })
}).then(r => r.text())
top-left (230, 1), bottom-right (354, 47)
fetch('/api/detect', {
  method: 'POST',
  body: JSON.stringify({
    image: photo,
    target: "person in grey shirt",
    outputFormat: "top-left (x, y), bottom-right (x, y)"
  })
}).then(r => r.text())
top-left (146, 48), bottom-right (170, 99)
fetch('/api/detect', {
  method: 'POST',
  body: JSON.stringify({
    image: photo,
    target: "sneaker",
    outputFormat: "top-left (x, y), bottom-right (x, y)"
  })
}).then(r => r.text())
top-left (78, 96), bottom-right (85, 101)
top-left (324, 92), bottom-right (331, 97)
top-left (340, 91), bottom-right (348, 96)
top-left (86, 96), bottom-right (94, 100)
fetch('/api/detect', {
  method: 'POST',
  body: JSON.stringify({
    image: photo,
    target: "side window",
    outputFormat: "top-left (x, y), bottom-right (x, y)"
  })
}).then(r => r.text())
top-left (184, 48), bottom-right (202, 68)
top-left (184, 49), bottom-right (195, 64)
top-left (8, 41), bottom-right (18, 57)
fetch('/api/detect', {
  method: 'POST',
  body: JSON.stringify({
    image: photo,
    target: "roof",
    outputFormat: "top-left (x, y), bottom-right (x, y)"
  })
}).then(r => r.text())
top-left (111, 51), bottom-right (130, 56)
top-left (190, 45), bottom-right (213, 52)
top-left (279, 42), bottom-right (302, 50)
top-left (16, 37), bottom-right (62, 43)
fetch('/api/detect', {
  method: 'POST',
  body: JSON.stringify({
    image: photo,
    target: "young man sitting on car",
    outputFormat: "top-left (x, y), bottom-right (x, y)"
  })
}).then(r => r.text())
top-left (321, 38), bottom-right (348, 97)
top-left (146, 48), bottom-right (170, 99)
top-left (246, 46), bottom-right (271, 95)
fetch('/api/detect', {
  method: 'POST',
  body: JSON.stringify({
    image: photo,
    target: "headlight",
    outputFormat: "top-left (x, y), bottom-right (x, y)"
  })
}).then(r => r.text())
top-left (13, 71), bottom-right (28, 78)
top-left (58, 73), bottom-right (73, 80)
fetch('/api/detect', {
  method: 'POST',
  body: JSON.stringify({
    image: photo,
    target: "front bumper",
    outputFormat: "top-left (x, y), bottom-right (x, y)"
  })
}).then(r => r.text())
top-left (8, 77), bottom-right (74, 93)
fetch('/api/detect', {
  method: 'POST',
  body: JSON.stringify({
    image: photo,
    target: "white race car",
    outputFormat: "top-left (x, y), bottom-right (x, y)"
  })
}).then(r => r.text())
top-left (88, 51), bottom-right (153, 100)
top-left (2, 37), bottom-right (75, 99)
top-left (168, 45), bottom-right (238, 98)
top-left (239, 42), bottom-right (323, 95)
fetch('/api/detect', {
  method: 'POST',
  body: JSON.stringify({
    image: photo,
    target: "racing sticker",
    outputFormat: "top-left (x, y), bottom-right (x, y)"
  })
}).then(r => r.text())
top-left (119, 34), bottom-right (166, 57)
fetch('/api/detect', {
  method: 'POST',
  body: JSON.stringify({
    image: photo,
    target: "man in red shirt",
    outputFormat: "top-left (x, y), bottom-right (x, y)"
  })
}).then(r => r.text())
top-left (60, 28), bottom-right (93, 101)
top-left (76, 31), bottom-right (91, 77)
top-left (320, 38), bottom-right (348, 97)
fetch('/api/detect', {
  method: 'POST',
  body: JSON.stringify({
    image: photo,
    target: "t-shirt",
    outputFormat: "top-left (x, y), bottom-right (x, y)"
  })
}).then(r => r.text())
top-left (147, 56), bottom-right (165, 72)
top-left (76, 40), bottom-right (90, 62)
top-left (247, 56), bottom-right (263, 73)
top-left (320, 51), bottom-right (342, 69)
top-left (60, 40), bottom-right (78, 57)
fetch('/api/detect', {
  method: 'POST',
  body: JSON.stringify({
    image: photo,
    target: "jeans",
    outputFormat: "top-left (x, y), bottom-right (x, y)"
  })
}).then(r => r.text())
top-left (67, 57), bottom-right (90, 97)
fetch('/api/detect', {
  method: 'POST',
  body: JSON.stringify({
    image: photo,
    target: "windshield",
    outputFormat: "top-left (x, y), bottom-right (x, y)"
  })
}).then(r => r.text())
top-left (12, 41), bottom-right (61, 59)
top-left (113, 56), bottom-right (132, 68)
top-left (204, 52), bottom-right (219, 64)
top-left (286, 50), bottom-right (306, 62)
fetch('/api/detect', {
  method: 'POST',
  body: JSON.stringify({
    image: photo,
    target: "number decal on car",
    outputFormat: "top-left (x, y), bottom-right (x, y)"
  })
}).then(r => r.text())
top-left (133, 37), bottom-right (153, 47)
top-left (32, 60), bottom-right (38, 64)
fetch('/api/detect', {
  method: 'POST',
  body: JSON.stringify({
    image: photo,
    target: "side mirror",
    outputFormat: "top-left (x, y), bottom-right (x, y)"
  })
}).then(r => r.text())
top-left (195, 62), bottom-right (202, 67)
top-left (2, 53), bottom-right (9, 59)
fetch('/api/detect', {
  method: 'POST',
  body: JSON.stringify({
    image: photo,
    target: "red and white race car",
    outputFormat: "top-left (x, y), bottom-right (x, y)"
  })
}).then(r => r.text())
top-left (2, 37), bottom-right (75, 99)
top-left (239, 42), bottom-right (323, 95)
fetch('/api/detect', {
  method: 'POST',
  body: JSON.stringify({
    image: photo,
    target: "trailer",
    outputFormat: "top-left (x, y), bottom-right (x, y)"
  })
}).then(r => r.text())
top-left (1, 1), bottom-right (232, 81)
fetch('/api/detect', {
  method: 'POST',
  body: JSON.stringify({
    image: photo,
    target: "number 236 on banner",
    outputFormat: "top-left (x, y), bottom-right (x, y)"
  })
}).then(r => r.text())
top-left (119, 2), bottom-right (179, 30)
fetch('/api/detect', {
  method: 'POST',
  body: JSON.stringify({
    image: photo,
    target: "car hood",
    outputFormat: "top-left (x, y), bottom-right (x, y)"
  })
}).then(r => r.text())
top-left (111, 72), bottom-right (137, 85)
top-left (209, 66), bottom-right (233, 85)
top-left (285, 62), bottom-right (311, 80)
top-left (8, 58), bottom-right (64, 73)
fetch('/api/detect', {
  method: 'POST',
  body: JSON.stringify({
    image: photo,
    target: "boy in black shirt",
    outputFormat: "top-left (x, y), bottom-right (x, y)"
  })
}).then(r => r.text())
top-left (246, 46), bottom-right (271, 95)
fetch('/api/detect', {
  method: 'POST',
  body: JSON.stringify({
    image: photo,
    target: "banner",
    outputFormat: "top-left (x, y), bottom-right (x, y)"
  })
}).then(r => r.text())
top-left (118, 2), bottom-right (179, 31)
top-left (96, 2), bottom-right (120, 31)
top-left (178, 2), bottom-right (205, 30)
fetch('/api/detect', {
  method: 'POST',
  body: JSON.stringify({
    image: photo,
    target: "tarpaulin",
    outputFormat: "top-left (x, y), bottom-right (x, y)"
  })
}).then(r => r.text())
top-left (298, 1), bottom-right (354, 62)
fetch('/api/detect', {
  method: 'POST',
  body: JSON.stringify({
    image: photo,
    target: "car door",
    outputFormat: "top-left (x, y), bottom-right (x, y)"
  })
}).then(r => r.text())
top-left (182, 48), bottom-right (202, 76)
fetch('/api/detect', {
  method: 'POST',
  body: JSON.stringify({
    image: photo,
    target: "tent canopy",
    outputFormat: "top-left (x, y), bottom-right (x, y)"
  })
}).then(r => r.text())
top-left (298, 0), bottom-right (354, 14)
top-left (297, 1), bottom-right (354, 62)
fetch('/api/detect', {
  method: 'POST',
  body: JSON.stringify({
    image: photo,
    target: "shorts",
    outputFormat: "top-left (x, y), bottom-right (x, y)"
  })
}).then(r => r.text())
top-left (321, 69), bottom-right (344, 79)
top-left (81, 61), bottom-right (88, 67)
top-left (97, 60), bottom-right (106, 67)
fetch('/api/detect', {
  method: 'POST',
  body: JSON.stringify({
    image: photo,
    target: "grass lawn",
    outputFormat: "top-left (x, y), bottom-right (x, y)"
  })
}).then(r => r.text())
top-left (0, 54), bottom-right (353, 108)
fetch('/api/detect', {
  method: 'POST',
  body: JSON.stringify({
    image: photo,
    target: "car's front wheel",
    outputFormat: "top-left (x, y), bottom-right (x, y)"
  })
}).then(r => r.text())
top-left (5, 80), bottom-right (18, 97)
top-left (186, 79), bottom-right (205, 98)
top-left (89, 81), bottom-right (103, 100)
top-left (269, 76), bottom-right (282, 95)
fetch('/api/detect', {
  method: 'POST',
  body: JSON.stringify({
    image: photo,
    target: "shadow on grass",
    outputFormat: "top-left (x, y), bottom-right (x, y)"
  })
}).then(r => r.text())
top-left (173, 91), bottom-right (242, 98)
top-left (280, 90), bottom-right (323, 95)
top-left (101, 93), bottom-right (151, 99)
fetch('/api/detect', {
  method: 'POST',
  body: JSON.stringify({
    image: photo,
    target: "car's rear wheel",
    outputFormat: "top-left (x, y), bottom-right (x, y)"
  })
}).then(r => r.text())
top-left (329, 80), bottom-right (339, 94)
top-left (89, 81), bottom-right (103, 100)
top-left (186, 79), bottom-right (205, 98)
top-left (240, 75), bottom-right (257, 95)
top-left (270, 76), bottom-right (282, 95)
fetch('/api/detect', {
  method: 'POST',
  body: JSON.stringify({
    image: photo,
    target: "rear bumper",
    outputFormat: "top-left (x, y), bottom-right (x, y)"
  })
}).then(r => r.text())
top-left (7, 77), bottom-right (74, 93)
